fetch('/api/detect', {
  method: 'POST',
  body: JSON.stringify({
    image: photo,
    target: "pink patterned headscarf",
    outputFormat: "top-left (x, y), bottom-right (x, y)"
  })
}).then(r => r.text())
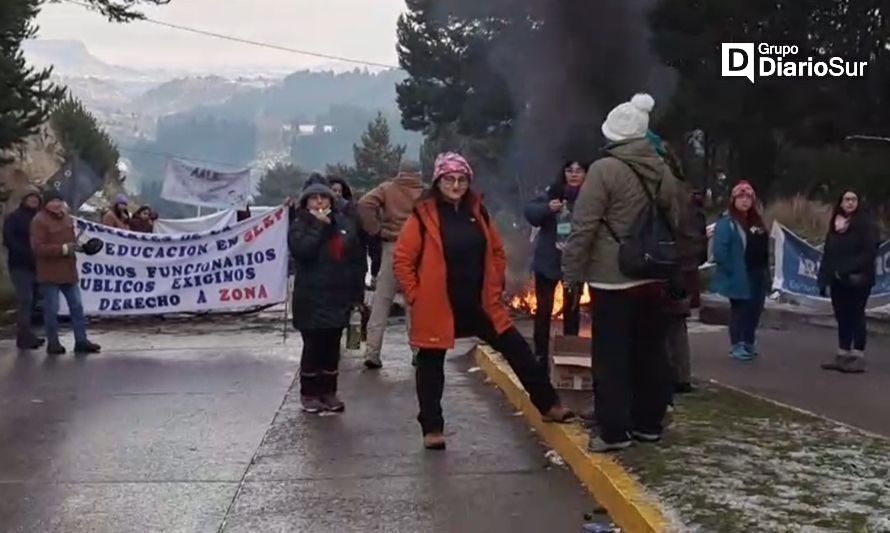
top-left (433, 152), bottom-right (474, 182)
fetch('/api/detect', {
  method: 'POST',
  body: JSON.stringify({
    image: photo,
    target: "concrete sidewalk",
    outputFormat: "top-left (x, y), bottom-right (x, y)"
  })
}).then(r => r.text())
top-left (220, 326), bottom-right (598, 532)
top-left (0, 316), bottom-right (599, 532)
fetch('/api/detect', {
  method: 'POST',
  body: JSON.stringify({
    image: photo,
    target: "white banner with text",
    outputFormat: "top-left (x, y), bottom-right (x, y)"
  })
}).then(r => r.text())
top-left (161, 159), bottom-right (252, 209)
top-left (68, 206), bottom-right (289, 316)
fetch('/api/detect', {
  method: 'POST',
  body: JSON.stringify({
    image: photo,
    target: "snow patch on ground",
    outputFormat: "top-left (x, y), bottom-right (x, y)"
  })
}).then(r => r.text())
top-left (621, 385), bottom-right (890, 532)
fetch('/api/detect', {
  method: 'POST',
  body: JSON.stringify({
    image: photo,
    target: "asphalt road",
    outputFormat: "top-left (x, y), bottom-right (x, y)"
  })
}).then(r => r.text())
top-left (690, 322), bottom-right (890, 438)
top-left (0, 316), bottom-right (597, 532)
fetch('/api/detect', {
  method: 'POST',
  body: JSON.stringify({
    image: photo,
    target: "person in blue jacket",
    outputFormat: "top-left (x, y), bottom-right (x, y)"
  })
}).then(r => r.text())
top-left (524, 160), bottom-right (589, 360)
top-left (710, 181), bottom-right (770, 360)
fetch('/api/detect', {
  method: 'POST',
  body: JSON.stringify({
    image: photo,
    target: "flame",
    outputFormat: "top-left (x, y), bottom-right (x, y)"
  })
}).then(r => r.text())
top-left (509, 281), bottom-right (591, 317)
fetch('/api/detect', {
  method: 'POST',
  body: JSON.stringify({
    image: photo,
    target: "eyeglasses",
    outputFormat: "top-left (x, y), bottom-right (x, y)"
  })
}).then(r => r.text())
top-left (440, 175), bottom-right (469, 186)
top-left (566, 166), bottom-right (585, 174)
top-left (842, 196), bottom-right (858, 202)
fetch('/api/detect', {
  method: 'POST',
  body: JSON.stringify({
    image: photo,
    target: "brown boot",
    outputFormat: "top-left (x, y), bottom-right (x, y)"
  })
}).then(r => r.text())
top-left (423, 433), bottom-right (446, 450)
top-left (542, 404), bottom-right (575, 423)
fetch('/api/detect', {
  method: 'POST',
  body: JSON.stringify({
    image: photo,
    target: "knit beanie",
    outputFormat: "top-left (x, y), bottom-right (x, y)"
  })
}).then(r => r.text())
top-left (20, 185), bottom-right (41, 205)
top-left (298, 182), bottom-right (336, 206)
top-left (398, 159), bottom-right (423, 175)
top-left (731, 181), bottom-right (756, 200)
top-left (114, 193), bottom-right (129, 206)
top-left (601, 93), bottom-right (655, 142)
top-left (42, 188), bottom-right (64, 204)
top-left (433, 152), bottom-right (474, 181)
top-left (303, 172), bottom-right (329, 189)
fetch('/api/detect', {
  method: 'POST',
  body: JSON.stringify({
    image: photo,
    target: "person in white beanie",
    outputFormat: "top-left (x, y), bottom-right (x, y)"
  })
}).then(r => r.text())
top-left (562, 92), bottom-right (689, 453)
top-left (601, 93), bottom-right (656, 142)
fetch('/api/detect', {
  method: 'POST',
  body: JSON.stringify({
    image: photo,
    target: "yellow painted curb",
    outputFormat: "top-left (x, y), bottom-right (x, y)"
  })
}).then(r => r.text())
top-left (473, 344), bottom-right (669, 533)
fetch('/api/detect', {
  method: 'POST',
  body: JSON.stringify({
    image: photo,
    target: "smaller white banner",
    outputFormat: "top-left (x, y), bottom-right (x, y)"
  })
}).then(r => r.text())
top-left (162, 159), bottom-right (252, 209)
top-left (154, 209), bottom-right (238, 234)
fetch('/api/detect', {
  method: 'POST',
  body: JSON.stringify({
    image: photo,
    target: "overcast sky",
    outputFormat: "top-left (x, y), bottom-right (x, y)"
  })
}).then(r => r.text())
top-left (36, 0), bottom-right (405, 70)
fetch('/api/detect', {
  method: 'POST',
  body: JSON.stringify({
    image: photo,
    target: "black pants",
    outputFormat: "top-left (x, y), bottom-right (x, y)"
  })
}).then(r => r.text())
top-left (831, 283), bottom-right (870, 351)
top-left (10, 269), bottom-right (39, 346)
top-left (592, 285), bottom-right (671, 443)
top-left (415, 326), bottom-right (559, 435)
top-left (533, 273), bottom-right (581, 357)
top-left (299, 328), bottom-right (343, 397)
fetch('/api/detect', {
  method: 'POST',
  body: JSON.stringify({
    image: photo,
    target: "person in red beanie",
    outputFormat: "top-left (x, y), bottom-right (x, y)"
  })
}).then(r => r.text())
top-left (710, 181), bottom-right (770, 360)
top-left (394, 152), bottom-right (574, 451)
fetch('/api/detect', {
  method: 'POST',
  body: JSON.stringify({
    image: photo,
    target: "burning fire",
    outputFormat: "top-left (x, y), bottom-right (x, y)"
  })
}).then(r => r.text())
top-left (509, 281), bottom-right (592, 318)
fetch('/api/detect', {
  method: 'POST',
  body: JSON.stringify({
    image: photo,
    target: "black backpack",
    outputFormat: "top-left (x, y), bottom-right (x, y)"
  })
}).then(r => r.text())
top-left (602, 163), bottom-right (679, 280)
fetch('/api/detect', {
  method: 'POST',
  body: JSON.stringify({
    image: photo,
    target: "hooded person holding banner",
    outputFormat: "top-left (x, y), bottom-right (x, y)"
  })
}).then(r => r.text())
top-left (102, 194), bottom-right (131, 230)
top-left (3, 187), bottom-right (45, 350)
top-left (289, 175), bottom-right (367, 414)
top-left (818, 191), bottom-right (879, 373)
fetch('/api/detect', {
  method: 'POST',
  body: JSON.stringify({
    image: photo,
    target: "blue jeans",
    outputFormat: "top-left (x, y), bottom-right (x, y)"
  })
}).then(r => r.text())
top-left (729, 270), bottom-right (768, 346)
top-left (41, 283), bottom-right (89, 345)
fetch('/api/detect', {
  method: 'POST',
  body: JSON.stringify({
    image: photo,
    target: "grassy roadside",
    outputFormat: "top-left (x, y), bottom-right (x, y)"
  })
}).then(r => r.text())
top-left (620, 383), bottom-right (890, 532)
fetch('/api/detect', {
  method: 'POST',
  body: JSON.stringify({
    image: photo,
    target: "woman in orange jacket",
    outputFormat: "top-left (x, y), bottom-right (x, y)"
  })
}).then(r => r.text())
top-left (393, 152), bottom-right (574, 450)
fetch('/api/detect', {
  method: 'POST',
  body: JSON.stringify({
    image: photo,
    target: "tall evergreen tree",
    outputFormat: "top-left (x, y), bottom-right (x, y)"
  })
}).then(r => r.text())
top-left (396, 1), bottom-right (665, 197)
top-left (255, 163), bottom-right (307, 205)
top-left (649, 0), bottom-right (890, 195)
top-left (0, 0), bottom-right (65, 163)
top-left (2, 0), bottom-right (170, 163)
top-left (51, 96), bottom-right (120, 178)
top-left (352, 113), bottom-right (406, 189)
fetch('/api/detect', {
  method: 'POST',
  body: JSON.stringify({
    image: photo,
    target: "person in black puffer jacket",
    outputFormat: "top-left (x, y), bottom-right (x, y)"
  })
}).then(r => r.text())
top-left (818, 190), bottom-right (879, 374)
top-left (289, 175), bottom-right (367, 414)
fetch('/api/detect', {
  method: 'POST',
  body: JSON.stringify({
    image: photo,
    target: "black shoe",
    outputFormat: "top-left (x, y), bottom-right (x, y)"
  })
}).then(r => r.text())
top-left (675, 382), bottom-right (695, 394)
top-left (363, 358), bottom-right (382, 370)
top-left (74, 341), bottom-right (101, 354)
top-left (17, 337), bottom-right (43, 350)
top-left (47, 343), bottom-right (66, 355)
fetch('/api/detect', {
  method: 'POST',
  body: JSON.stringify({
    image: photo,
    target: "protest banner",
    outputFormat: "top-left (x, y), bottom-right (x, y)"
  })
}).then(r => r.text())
top-left (154, 209), bottom-right (238, 234)
top-left (161, 159), bottom-right (252, 209)
top-left (65, 206), bottom-right (289, 316)
top-left (154, 206), bottom-right (278, 234)
top-left (771, 222), bottom-right (890, 299)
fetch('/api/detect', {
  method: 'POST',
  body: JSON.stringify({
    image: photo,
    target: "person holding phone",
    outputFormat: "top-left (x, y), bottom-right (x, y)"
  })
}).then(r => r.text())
top-left (524, 160), bottom-right (588, 362)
